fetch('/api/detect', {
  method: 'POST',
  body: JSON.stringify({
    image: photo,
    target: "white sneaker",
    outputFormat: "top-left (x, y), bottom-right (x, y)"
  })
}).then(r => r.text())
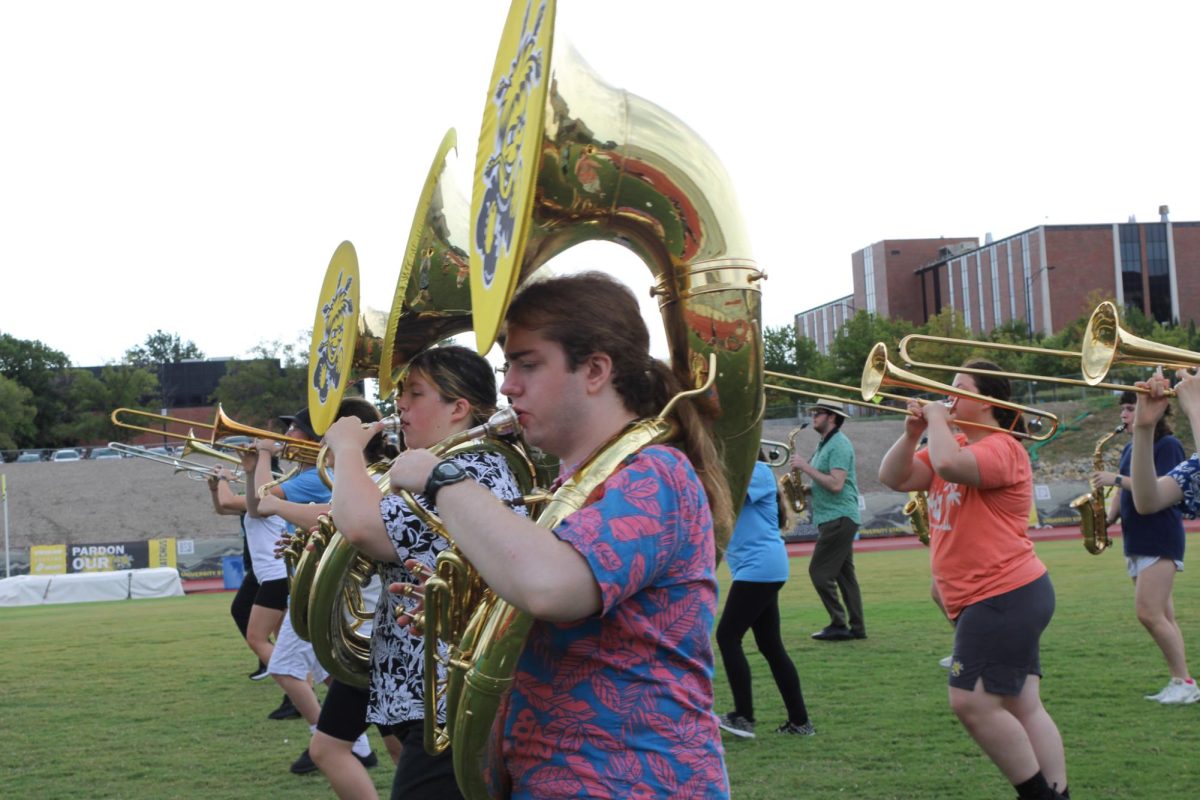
top-left (1156, 677), bottom-right (1200, 705)
top-left (1145, 682), bottom-right (1171, 701)
top-left (938, 655), bottom-right (953, 669)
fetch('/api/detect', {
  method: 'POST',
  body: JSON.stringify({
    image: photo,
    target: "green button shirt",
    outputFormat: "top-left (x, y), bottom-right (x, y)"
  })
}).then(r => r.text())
top-left (809, 429), bottom-right (860, 525)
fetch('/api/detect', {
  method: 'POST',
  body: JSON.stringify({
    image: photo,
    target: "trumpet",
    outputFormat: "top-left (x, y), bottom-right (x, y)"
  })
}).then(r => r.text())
top-left (861, 342), bottom-right (1060, 441)
top-left (1082, 301), bottom-right (1200, 390)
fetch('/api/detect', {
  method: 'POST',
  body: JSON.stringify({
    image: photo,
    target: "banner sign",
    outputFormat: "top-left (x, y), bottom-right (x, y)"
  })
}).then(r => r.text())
top-left (38, 539), bottom-right (180, 574)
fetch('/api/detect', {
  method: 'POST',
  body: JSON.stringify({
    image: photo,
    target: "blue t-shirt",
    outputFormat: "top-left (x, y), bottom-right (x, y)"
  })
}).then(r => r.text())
top-left (1118, 436), bottom-right (1186, 560)
top-left (725, 462), bottom-right (790, 583)
top-left (280, 467), bottom-right (331, 510)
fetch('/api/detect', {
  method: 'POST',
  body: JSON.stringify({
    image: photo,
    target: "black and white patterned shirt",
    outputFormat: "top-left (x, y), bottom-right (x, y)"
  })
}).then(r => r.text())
top-left (366, 449), bottom-right (525, 726)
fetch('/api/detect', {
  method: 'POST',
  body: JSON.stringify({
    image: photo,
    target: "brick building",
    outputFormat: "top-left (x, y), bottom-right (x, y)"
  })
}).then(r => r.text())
top-left (796, 208), bottom-right (1198, 343)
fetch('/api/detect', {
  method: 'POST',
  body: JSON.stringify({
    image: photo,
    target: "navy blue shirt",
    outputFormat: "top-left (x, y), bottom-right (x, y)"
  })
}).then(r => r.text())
top-left (1118, 435), bottom-right (1186, 560)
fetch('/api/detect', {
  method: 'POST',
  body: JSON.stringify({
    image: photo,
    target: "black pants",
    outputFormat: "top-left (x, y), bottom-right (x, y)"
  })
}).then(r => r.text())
top-left (716, 580), bottom-right (808, 725)
top-left (809, 516), bottom-right (865, 634)
top-left (390, 720), bottom-right (463, 800)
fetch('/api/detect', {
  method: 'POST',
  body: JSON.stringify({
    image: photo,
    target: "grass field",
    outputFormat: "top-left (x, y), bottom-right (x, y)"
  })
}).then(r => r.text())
top-left (3, 540), bottom-right (1200, 799)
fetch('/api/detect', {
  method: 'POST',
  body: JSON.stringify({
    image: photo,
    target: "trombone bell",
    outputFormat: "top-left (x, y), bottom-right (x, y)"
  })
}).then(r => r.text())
top-left (1082, 301), bottom-right (1200, 387)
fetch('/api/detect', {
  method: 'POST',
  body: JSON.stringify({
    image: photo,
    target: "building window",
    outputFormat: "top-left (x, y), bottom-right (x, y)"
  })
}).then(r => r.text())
top-left (960, 259), bottom-right (972, 330)
top-left (863, 247), bottom-right (877, 313)
top-left (989, 249), bottom-right (1002, 325)
top-left (1006, 246), bottom-right (1017, 321)
top-left (1145, 223), bottom-right (1172, 323)
top-left (1119, 223), bottom-right (1144, 314)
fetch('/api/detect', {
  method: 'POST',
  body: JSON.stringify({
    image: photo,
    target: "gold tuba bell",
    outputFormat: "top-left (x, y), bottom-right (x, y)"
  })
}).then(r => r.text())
top-left (432, 0), bottom-right (763, 794)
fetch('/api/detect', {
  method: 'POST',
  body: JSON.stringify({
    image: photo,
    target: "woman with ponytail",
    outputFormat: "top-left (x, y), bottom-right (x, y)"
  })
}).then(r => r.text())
top-left (878, 359), bottom-right (1068, 800)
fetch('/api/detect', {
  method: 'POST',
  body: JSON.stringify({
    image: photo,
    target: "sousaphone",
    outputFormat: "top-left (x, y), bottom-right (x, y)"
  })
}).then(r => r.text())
top-left (432, 0), bottom-right (764, 793)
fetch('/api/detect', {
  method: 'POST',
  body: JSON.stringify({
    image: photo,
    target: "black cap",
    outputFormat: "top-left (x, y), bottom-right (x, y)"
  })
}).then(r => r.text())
top-left (278, 408), bottom-right (318, 441)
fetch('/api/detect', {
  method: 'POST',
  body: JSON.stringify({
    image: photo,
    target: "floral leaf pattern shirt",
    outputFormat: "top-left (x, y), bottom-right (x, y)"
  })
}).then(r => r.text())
top-left (490, 445), bottom-right (729, 799)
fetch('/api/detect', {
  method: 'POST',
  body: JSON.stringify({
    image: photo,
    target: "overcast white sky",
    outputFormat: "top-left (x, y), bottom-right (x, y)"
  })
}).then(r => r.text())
top-left (3, 0), bottom-right (1198, 368)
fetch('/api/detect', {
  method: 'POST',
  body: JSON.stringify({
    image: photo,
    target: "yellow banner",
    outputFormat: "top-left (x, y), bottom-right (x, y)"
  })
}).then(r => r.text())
top-left (31, 545), bottom-right (67, 575)
top-left (148, 538), bottom-right (177, 568)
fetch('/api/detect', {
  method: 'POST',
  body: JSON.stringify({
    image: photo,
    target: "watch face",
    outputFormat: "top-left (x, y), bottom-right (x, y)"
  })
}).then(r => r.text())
top-left (434, 461), bottom-right (466, 481)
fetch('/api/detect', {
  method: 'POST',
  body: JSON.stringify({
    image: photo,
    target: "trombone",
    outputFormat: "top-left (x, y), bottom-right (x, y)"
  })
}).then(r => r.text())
top-left (899, 334), bottom-right (1134, 393)
top-left (861, 342), bottom-right (1060, 441)
top-left (110, 405), bottom-right (322, 464)
top-left (765, 370), bottom-right (918, 415)
top-left (1082, 301), bottom-right (1200, 391)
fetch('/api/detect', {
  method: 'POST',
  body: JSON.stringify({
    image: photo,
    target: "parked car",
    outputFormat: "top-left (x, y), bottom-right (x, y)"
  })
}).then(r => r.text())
top-left (90, 447), bottom-right (122, 460)
top-left (51, 449), bottom-right (82, 462)
top-left (15, 452), bottom-right (42, 463)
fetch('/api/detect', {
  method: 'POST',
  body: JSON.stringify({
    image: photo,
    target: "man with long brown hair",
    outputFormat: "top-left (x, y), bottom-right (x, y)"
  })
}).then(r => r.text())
top-left (388, 271), bottom-right (732, 798)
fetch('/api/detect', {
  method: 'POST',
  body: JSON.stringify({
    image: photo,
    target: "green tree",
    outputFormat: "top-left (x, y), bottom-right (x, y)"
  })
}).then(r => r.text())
top-left (0, 374), bottom-right (37, 451)
top-left (763, 324), bottom-right (799, 374)
top-left (123, 330), bottom-right (205, 367)
top-left (0, 334), bottom-right (73, 448)
top-left (827, 310), bottom-right (916, 388)
top-left (63, 366), bottom-right (160, 444)
top-left (212, 341), bottom-right (308, 430)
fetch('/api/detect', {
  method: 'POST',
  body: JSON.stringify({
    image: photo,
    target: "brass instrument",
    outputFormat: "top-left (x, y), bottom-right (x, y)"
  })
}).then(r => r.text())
top-left (899, 333), bottom-right (1134, 393)
top-left (300, 125), bottom-right (536, 686)
top-left (903, 491), bottom-right (930, 546)
top-left (304, 460), bottom-right (394, 686)
top-left (425, 1), bottom-right (763, 790)
top-left (1070, 423), bottom-right (1126, 555)
top-left (308, 409), bottom-right (537, 688)
top-left (305, 240), bottom-right (391, 435)
top-left (1082, 301), bottom-right (1200, 390)
top-left (105, 441), bottom-right (245, 483)
top-left (110, 406), bottom-right (322, 464)
top-left (760, 439), bottom-right (791, 468)
top-left (777, 425), bottom-right (810, 516)
top-left (861, 342), bottom-right (1060, 441)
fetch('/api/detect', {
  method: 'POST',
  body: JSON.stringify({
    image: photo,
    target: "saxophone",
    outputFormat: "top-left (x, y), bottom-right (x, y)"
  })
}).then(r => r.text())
top-left (903, 491), bottom-right (930, 546)
top-left (777, 425), bottom-right (810, 517)
top-left (1069, 423), bottom-right (1126, 555)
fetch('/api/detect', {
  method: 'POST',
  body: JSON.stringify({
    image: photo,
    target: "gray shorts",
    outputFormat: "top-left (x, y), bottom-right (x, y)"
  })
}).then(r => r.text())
top-left (948, 572), bottom-right (1054, 696)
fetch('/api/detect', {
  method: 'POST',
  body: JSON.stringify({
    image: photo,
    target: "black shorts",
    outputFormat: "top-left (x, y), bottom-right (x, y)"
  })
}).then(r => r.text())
top-left (253, 577), bottom-right (289, 611)
top-left (317, 679), bottom-right (395, 742)
top-left (949, 571), bottom-right (1055, 696)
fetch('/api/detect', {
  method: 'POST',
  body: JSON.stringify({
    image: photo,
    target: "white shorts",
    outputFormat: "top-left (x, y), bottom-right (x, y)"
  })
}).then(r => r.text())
top-left (1127, 555), bottom-right (1185, 578)
top-left (268, 610), bottom-right (329, 683)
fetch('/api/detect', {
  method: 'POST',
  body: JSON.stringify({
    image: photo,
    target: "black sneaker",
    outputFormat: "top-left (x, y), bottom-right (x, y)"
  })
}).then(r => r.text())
top-left (354, 750), bottom-right (378, 769)
top-left (811, 625), bottom-right (853, 641)
top-left (776, 720), bottom-right (816, 736)
top-left (269, 695), bottom-right (301, 721)
top-left (716, 711), bottom-right (756, 739)
top-left (249, 663), bottom-right (269, 681)
top-left (290, 748), bottom-right (318, 775)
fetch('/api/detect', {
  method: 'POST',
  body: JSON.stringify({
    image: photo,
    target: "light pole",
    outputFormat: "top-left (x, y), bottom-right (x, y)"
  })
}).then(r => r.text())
top-left (1025, 265), bottom-right (1055, 340)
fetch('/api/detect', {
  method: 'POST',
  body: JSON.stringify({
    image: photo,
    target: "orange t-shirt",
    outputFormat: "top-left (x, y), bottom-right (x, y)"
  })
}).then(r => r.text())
top-left (916, 432), bottom-right (1045, 619)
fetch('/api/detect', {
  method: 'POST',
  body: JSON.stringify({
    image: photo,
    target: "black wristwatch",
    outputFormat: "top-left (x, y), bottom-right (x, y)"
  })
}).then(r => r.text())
top-left (424, 460), bottom-right (469, 505)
